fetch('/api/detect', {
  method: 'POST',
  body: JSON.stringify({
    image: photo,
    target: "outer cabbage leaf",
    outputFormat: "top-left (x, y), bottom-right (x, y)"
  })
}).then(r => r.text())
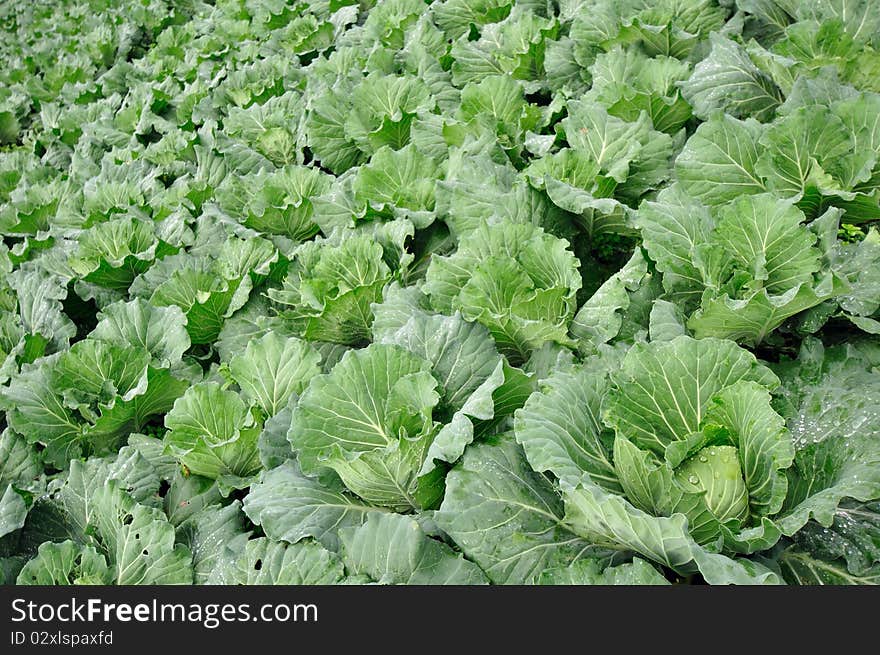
top-left (777, 545), bottom-right (880, 585)
top-left (211, 538), bottom-right (346, 585)
top-left (177, 502), bottom-right (250, 584)
top-left (539, 557), bottom-right (669, 585)
top-left (675, 113), bottom-right (767, 207)
top-left (793, 500), bottom-right (880, 578)
top-left (17, 541), bottom-right (111, 585)
top-left (514, 361), bottom-right (619, 491)
top-left (339, 513), bottom-right (488, 584)
top-left (228, 332), bottom-right (321, 416)
top-left (436, 435), bottom-right (601, 585)
top-left (637, 184), bottom-right (714, 303)
top-left (563, 481), bottom-right (783, 584)
top-left (51, 457), bottom-right (192, 585)
top-left (680, 33), bottom-right (783, 122)
top-left (570, 249), bottom-right (657, 350)
top-left (243, 461), bottom-right (386, 551)
top-left (772, 340), bottom-right (880, 535)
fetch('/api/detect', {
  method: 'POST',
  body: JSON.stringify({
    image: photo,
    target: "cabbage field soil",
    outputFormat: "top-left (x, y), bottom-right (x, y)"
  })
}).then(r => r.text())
top-left (1, 0), bottom-right (880, 586)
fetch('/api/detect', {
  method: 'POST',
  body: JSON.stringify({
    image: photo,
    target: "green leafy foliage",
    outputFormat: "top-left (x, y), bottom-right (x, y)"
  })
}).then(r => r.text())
top-left (2, 0), bottom-right (879, 587)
